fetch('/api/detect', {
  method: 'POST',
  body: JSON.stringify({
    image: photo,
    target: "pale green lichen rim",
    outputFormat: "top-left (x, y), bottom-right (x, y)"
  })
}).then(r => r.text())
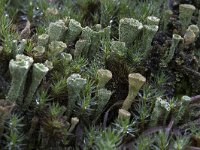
top-left (34, 63), bottom-right (49, 73)
top-left (147, 16), bottom-right (160, 25)
top-left (179, 4), bottom-right (196, 11)
top-left (33, 46), bottom-right (45, 56)
top-left (181, 95), bottom-right (191, 102)
top-left (184, 29), bottom-right (196, 45)
top-left (16, 54), bottom-right (34, 63)
top-left (188, 25), bottom-right (199, 37)
top-left (49, 41), bottom-right (67, 54)
top-left (173, 34), bottom-right (183, 40)
top-left (120, 18), bottom-right (143, 30)
top-left (144, 25), bottom-right (159, 32)
top-left (128, 73), bottom-right (146, 88)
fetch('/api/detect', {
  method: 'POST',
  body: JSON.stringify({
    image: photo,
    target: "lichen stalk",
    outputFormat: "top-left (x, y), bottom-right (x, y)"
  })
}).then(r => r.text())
top-left (162, 10), bottom-right (173, 31)
top-left (68, 117), bottom-right (79, 133)
top-left (65, 19), bottom-right (82, 44)
top-left (150, 97), bottom-right (170, 126)
top-left (66, 74), bottom-right (86, 117)
top-left (7, 55), bottom-right (33, 104)
top-left (23, 63), bottom-right (49, 108)
top-left (163, 34), bottom-right (183, 65)
top-left (143, 25), bottom-right (158, 57)
top-left (179, 4), bottom-right (196, 32)
top-left (119, 18), bottom-right (143, 48)
top-left (122, 73), bottom-right (146, 110)
top-left (48, 20), bottom-right (67, 42)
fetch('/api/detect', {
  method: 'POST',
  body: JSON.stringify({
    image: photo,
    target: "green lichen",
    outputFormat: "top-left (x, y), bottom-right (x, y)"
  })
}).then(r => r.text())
top-left (119, 18), bottom-right (143, 48)
top-left (179, 4), bottom-right (196, 32)
top-left (122, 73), bottom-right (146, 111)
top-left (65, 19), bottom-right (82, 44)
top-left (23, 63), bottom-right (49, 109)
top-left (48, 20), bottom-right (67, 42)
top-left (7, 55), bottom-right (34, 104)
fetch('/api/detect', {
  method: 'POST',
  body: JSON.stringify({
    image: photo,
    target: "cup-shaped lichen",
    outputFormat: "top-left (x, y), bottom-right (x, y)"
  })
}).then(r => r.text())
top-left (150, 97), bottom-right (170, 126)
top-left (181, 95), bottom-right (191, 105)
top-left (7, 54), bottom-right (34, 104)
top-left (143, 25), bottom-right (158, 57)
top-left (95, 88), bottom-right (112, 117)
top-left (179, 4), bottom-right (196, 32)
top-left (122, 73), bottom-right (146, 110)
top-left (119, 18), bottom-right (143, 48)
top-left (48, 20), bottom-right (67, 42)
top-left (81, 26), bottom-right (93, 40)
top-left (163, 34), bottom-right (183, 65)
top-left (184, 29), bottom-right (196, 45)
top-left (110, 41), bottom-right (127, 58)
top-left (74, 39), bottom-right (91, 58)
top-left (89, 30), bottom-right (101, 57)
top-left (59, 52), bottom-right (72, 64)
top-left (67, 74), bottom-right (86, 95)
top-left (97, 69), bottom-right (112, 89)
top-left (48, 41), bottom-right (67, 56)
top-left (162, 10), bottom-right (173, 31)
top-left (188, 25), bottom-right (199, 38)
top-left (67, 74), bottom-right (86, 117)
top-left (146, 16), bottom-right (160, 26)
top-left (37, 34), bottom-right (49, 47)
top-left (80, 26), bottom-right (101, 60)
top-left (68, 117), bottom-right (79, 132)
top-left (44, 60), bottom-right (53, 71)
top-left (65, 19), bottom-right (82, 44)
top-left (32, 46), bottom-right (45, 60)
top-left (23, 63), bottom-right (49, 108)
top-left (173, 96), bottom-right (191, 125)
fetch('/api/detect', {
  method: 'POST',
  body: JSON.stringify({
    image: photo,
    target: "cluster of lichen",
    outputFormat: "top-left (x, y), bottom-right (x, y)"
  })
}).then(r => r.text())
top-left (1, 0), bottom-right (200, 149)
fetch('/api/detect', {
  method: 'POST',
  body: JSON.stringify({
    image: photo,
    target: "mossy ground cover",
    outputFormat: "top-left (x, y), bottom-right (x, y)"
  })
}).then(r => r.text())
top-left (1, 0), bottom-right (200, 149)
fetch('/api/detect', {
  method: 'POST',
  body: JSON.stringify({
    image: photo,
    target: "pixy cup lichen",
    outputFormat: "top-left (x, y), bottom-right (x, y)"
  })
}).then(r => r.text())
top-left (122, 73), bottom-right (146, 110)
top-left (7, 55), bottom-right (34, 104)
top-left (179, 4), bottom-right (196, 32)
top-left (97, 69), bottom-right (112, 89)
top-left (23, 63), bottom-right (49, 108)
top-left (119, 18), bottom-right (143, 48)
